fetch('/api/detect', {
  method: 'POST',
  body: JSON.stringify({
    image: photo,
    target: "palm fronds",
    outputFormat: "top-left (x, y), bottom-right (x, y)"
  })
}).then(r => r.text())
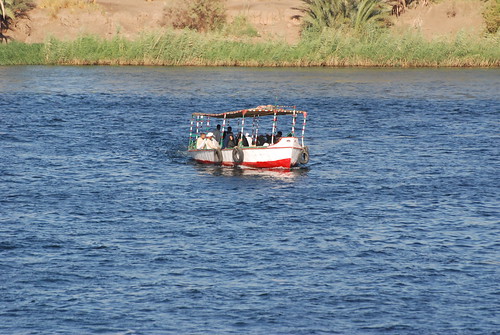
top-left (297, 0), bottom-right (390, 32)
top-left (352, 0), bottom-right (391, 31)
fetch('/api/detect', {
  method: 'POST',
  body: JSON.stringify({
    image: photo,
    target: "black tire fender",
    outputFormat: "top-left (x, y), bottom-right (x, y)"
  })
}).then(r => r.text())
top-left (214, 148), bottom-right (223, 164)
top-left (232, 147), bottom-right (244, 165)
top-left (298, 146), bottom-right (309, 164)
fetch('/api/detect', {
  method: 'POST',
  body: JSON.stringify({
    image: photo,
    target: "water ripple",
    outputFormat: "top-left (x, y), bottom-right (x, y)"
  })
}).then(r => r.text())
top-left (0, 66), bottom-right (499, 334)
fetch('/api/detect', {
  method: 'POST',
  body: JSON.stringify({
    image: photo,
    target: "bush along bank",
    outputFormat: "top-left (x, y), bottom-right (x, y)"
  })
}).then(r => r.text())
top-left (1, 29), bottom-right (499, 67)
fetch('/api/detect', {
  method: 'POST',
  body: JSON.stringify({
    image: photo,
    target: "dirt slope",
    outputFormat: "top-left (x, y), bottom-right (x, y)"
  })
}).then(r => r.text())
top-left (392, 0), bottom-right (486, 40)
top-left (8, 0), bottom-right (487, 43)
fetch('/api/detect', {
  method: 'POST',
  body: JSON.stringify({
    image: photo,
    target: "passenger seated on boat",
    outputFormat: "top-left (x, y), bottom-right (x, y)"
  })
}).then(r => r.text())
top-left (238, 132), bottom-right (249, 147)
top-left (256, 135), bottom-right (266, 146)
top-left (196, 133), bottom-right (207, 149)
top-left (222, 126), bottom-right (234, 148)
top-left (245, 133), bottom-right (253, 146)
top-left (226, 134), bottom-right (236, 148)
top-left (274, 131), bottom-right (283, 144)
top-left (205, 132), bottom-right (221, 149)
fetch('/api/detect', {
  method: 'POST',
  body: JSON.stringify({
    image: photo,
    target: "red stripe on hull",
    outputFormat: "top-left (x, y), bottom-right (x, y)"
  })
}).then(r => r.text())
top-left (195, 158), bottom-right (292, 169)
top-left (241, 158), bottom-right (292, 168)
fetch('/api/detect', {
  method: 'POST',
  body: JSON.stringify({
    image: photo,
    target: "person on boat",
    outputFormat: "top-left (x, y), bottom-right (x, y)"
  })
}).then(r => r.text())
top-left (245, 133), bottom-right (253, 146)
top-left (222, 126), bottom-right (234, 148)
top-left (256, 135), bottom-right (266, 146)
top-left (225, 134), bottom-right (236, 148)
top-left (238, 132), bottom-right (249, 147)
top-left (213, 124), bottom-right (221, 144)
top-left (274, 131), bottom-right (283, 144)
top-left (196, 133), bottom-right (207, 149)
top-left (205, 132), bottom-right (220, 149)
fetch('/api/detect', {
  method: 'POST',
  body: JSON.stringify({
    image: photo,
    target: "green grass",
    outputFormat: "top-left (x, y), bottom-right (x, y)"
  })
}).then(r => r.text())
top-left (0, 42), bottom-right (44, 64)
top-left (1, 29), bottom-right (499, 67)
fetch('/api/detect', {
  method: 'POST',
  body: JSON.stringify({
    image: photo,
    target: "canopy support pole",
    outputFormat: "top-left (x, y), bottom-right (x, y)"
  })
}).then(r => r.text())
top-left (240, 114), bottom-right (246, 139)
top-left (189, 116), bottom-right (195, 148)
top-left (252, 116), bottom-right (259, 146)
top-left (271, 111), bottom-right (277, 144)
top-left (221, 114), bottom-right (227, 146)
top-left (196, 116), bottom-right (201, 136)
top-left (206, 116), bottom-right (210, 133)
top-left (301, 112), bottom-right (307, 146)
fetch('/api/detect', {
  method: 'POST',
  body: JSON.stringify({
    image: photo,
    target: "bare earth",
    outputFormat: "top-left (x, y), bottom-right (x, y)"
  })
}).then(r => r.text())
top-left (392, 0), bottom-right (486, 40)
top-left (10, 0), bottom-right (486, 44)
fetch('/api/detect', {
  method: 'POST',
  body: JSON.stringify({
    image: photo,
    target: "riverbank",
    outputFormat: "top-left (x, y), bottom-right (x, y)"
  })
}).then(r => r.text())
top-left (1, 29), bottom-right (498, 67)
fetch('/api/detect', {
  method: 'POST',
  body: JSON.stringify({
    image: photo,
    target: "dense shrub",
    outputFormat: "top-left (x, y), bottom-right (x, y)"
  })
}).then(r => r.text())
top-left (163, 0), bottom-right (226, 32)
top-left (483, 0), bottom-right (500, 33)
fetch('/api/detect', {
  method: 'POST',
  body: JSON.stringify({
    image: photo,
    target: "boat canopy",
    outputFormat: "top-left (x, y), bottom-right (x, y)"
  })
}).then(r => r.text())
top-left (191, 105), bottom-right (307, 119)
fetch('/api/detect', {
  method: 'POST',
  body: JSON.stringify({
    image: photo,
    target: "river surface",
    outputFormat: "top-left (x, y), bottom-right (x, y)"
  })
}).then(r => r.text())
top-left (1, 66), bottom-right (499, 334)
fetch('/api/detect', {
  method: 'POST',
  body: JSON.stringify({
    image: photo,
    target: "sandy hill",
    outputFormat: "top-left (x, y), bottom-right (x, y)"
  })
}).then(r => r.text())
top-left (392, 0), bottom-right (486, 39)
top-left (10, 0), bottom-right (487, 44)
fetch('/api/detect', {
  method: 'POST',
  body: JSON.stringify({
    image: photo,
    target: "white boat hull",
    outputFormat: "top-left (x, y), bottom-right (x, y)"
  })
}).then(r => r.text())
top-left (188, 137), bottom-right (306, 169)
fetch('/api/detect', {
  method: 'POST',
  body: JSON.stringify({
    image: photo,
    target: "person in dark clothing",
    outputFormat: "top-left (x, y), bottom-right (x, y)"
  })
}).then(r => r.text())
top-left (213, 124), bottom-right (222, 144)
top-left (257, 135), bottom-right (266, 146)
top-left (274, 131), bottom-right (283, 144)
top-left (226, 134), bottom-right (237, 148)
top-left (238, 132), bottom-right (249, 147)
top-left (222, 126), bottom-right (234, 148)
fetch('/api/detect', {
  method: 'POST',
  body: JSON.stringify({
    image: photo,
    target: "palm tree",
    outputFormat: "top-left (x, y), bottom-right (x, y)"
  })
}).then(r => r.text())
top-left (298, 0), bottom-right (353, 31)
top-left (0, 0), bottom-right (35, 40)
top-left (1, 0), bottom-right (12, 40)
top-left (351, 0), bottom-right (390, 31)
top-left (1, 0), bottom-right (15, 21)
top-left (297, 0), bottom-right (389, 32)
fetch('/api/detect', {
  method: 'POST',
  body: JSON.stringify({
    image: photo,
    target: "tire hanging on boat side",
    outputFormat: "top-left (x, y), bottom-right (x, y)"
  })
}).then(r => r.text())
top-left (298, 146), bottom-right (309, 164)
top-left (214, 148), bottom-right (223, 164)
top-left (232, 147), bottom-right (244, 165)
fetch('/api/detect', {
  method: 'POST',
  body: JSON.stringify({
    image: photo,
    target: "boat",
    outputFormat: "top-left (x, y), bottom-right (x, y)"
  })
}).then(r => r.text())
top-left (187, 105), bottom-right (309, 169)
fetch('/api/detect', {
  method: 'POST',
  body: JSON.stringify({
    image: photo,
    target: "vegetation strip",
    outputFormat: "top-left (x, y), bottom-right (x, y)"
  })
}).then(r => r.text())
top-left (1, 29), bottom-right (498, 67)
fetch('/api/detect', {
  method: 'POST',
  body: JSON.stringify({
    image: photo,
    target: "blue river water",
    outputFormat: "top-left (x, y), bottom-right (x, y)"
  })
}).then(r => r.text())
top-left (0, 66), bottom-right (499, 334)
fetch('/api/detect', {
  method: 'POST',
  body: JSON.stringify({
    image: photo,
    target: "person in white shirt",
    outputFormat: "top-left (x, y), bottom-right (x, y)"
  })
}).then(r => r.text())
top-left (205, 132), bottom-right (220, 149)
top-left (245, 133), bottom-right (253, 146)
top-left (196, 133), bottom-right (207, 149)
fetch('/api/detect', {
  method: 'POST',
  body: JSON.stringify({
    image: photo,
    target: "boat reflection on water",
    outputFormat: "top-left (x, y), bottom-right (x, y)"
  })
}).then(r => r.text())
top-left (192, 163), bottom-right (309, 180)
